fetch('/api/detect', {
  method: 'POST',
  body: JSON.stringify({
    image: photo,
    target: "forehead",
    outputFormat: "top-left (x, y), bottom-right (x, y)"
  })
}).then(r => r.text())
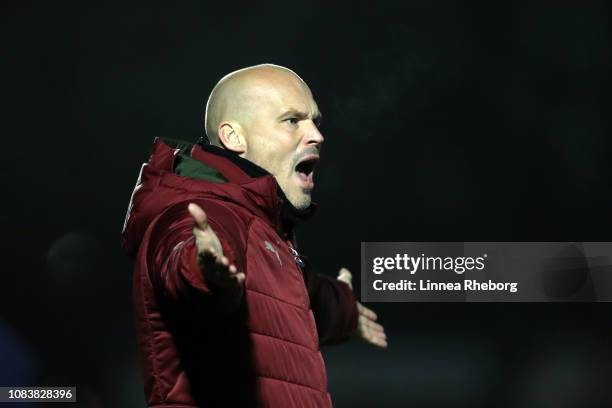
top-left (247, 75), bottom-right (319, 117)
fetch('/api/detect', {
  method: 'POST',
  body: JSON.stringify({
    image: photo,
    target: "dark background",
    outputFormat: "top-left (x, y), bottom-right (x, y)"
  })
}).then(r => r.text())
top-left (3, 2), bottom-right (612, 407)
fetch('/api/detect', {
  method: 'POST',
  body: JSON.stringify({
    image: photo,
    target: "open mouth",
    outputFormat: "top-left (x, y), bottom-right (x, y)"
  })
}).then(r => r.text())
top-left (294, 155), bottom-right (319, 189)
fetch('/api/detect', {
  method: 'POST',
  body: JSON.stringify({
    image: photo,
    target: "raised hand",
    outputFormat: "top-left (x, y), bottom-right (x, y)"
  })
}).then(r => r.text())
top-left (337, 268), bottom-right (388, 349)
top-left (187, 203), bottom-right (245, 289)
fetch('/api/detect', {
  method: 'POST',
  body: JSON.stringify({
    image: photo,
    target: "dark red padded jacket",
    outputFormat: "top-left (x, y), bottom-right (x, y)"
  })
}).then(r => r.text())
top-left (122, 138), bottom-right (358, 407)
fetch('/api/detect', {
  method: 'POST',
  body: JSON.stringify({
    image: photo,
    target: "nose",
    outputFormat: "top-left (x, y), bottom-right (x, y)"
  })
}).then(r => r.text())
top-left (304, 120), bottom-right (324, 147)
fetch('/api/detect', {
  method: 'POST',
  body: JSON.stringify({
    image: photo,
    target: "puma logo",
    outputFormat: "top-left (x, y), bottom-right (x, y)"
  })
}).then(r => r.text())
top-left (264, 241), bottom-right (282, 266)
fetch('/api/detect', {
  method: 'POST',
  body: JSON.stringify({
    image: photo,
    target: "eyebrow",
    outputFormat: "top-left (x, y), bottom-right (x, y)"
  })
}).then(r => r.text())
top-left (278, 108), bottom-right (323, 125)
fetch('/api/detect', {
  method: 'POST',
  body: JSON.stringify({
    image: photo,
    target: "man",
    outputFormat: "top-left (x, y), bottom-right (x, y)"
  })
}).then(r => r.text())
top-left (122, 64), bottom-right (387, 407)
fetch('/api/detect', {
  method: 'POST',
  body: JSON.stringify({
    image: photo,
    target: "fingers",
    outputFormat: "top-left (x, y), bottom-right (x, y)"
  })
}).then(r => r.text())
top-left (358, 315), bottom-right (388, 348)
top-left (337, 267), bottom-right (353, 289)
top-left (199, 251), bottom-right (245, 288)
top-left (356, 301), bottom-right (387, 348)
top-left (361, 327), bottom-right (388, 348)
top-left (189, 203), bottom-right (224, 256)
top-left (358, 302), bottom-right (378, 321)
top-left (359, 314), bottom-right (384, 333)
top-left (188, 203), bottom-right (209, 231)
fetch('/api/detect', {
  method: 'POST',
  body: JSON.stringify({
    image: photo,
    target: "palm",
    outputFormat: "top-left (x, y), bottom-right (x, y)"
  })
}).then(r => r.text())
top-left (188, 203), bottom-right (245, 288)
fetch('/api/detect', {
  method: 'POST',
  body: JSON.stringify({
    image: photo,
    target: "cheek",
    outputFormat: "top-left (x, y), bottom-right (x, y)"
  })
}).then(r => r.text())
top-left (254, 139), bottom-right (295, 173)
top-left (272, 158), bottom-right (294, 179)
top-left (247, 142), bottom-right (287, 175)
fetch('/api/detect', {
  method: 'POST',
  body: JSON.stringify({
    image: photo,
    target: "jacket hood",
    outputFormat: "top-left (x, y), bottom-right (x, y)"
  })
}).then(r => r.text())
top-left (121, 138), bottom-right (315, 257)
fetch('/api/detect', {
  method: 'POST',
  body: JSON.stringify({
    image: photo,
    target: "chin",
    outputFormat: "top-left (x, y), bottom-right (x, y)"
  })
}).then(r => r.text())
top-left (288, 192), bottom-right (312, 210)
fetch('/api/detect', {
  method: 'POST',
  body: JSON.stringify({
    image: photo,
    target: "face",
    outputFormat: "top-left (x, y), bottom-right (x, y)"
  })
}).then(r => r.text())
top-left (240, 76), bottom-right (324, 210)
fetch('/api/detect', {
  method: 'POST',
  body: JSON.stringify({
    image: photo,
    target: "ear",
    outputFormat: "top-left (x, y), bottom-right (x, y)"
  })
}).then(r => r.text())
top-left (217, 122), bottom-right (247, 154)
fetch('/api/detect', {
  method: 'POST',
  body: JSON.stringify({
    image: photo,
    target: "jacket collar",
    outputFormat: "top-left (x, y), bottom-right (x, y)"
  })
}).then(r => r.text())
top-left (193, 140), bottom-right (317, 235)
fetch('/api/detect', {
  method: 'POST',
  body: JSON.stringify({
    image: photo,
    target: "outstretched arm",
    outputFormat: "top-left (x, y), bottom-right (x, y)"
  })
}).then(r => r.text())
top-left (306, 269), bottom-right (358, 345)
top-left (304, 261), bottom-right (387, 348)
top-left (188, 203), bottom-right (245, 288)
top-left (337, 269), bottom-right (387, 348)
top-left (150, 202), bottom-right (245, 320)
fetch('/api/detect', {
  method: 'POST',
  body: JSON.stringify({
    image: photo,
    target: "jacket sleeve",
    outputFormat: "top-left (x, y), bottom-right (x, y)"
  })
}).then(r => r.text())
top-left (302, 259), bottom-right (359, 345)
top-left (147, 200), bottom-right (245, 320)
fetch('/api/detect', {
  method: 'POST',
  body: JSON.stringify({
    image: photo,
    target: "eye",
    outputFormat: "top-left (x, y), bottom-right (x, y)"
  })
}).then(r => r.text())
top-left (285, 117), bottom-right (299, 125)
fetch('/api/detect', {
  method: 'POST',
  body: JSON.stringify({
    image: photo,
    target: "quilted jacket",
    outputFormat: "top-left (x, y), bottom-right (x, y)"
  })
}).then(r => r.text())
top-left (122, 138), bottom-right (358, 407)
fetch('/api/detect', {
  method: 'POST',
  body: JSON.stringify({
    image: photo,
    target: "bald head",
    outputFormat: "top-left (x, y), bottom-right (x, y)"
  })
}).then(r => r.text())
top-left (204, 64), bottom-right (310, 146)
top-left (203, 64), bottom-right (324, 210)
